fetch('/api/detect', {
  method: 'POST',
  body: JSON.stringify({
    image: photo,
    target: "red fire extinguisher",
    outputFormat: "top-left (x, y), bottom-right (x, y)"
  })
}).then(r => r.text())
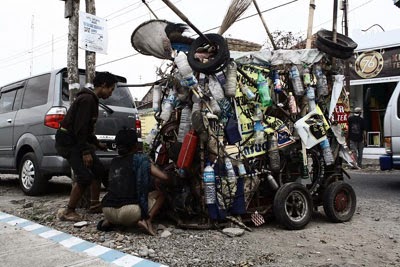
top-left (177, 129), bottom-right (198, 169)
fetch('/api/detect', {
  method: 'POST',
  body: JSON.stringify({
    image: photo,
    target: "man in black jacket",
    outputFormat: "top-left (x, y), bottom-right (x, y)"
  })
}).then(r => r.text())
top-left (56, 72), bottom-right (117, 222)
top-left (348, 107), bottom-right (366, 168)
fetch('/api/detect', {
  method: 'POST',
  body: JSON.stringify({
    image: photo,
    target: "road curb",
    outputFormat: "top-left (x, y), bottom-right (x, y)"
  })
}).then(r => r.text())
top-left (0, 211), bottom-right (167, 267)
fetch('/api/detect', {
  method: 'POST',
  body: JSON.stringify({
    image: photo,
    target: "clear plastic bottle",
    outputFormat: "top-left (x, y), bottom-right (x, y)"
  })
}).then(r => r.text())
top-left (209, 97), bottom-right (221, 115)
top-left (254, 104), bottom-right (263, 121)
top-left (303, 67), bottom-right (311, 86)
top-left (257, 71), bottom-right (273, 107)
top-left (273, 70), bottom-right (283, 93)
top-left (203, 162), bottom-right (216, 204)
top-left (240, 83), bottom-right (256, 100)
top-left (306, 86), bottom-right (316, 111)
top-left (313, 64), bottom-right (329, 97)
top-left (288, 92), bottom-right (298, 115)
top-left (224, 61), bottom-right (237, 97)
top-left (174, 52), bottom-right (193, 78)
top-left (208, 75), bottom-right (225, 101)
top-left (320, 138), bottom-right (334, 165)
top-left (254, 120), bottom-right (264, 145)
top-left (159, 89), bottom-right (176, 122)
top-left (145, 127), bottom-right (158, 147)
top-left (290, 65), bottom-right (305, 96)
top-left (152, 85), bottom-right (161, 112)
top-left (177, 105), bottom-right (192, 143)
top-left (224, 157), bottom-right (237, 182)
top-left (238, 162), bottom-right (247, 176)
top-left (268, 133), bottom-right (280, 172)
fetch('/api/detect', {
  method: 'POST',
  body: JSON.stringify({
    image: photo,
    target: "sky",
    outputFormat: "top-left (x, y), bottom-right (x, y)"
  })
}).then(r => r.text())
top-left (0, 0), bottom-right (399, 100)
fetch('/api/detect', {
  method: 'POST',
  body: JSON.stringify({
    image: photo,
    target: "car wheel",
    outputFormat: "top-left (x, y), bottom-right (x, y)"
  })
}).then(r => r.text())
top-left (316, 29), bottom-right (358, 51)
top-left (188, 33), bottom-right (230, 74)
top-left (273, 182), bottom-right (313, 230)
top-left (315, 39), bottom-right (354, 60)
top-left (323, 181), bottom-right (356, 223)
top-left (19, 152), bottom-right (47, 196)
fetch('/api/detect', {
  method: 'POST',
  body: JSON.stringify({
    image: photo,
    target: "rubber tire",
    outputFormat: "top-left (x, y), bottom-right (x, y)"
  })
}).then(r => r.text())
top-left (323, 181), bottom-right (356, 223)
top-left (188, 33), bottom-right (230, 74)
top-left (315, 39), bottom-right (354, 60)
top-left (273, 182), bottom-right (313, 230)
top-left (19, 152), bottom-right (47, 196)
top-left (316, 30), bottom-right (358, 51)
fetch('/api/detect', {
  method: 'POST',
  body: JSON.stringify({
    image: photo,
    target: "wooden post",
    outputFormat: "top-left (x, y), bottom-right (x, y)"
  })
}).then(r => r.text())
top-left (85, 0), bottom-right (96, 85)
top-left (306, 0), bottom-right (316, 49)
top-left (252, 0), bottom-right (277, 50)
top-left (67, 0), bottom-right (80, 102)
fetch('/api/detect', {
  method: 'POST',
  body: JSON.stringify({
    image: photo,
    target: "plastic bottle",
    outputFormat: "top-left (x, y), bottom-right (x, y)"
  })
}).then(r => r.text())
top-left (240, 83), bottom-right (256, 100)
top-left (290, 65), bottom-right (305, 96)
top-left (306, 86), bottom-right (316, 111)
top-left (267, 173), bottom-right (279, 190)
top-left (254, 104), bottom-right (263, 121)
top-left (159, 89), bottom-right (176, 122)
top-left (203, 162), bottom-right (216, 204)
top-left (288, 92), bottom-right (298, 115)
top-left (177, 129), bottom-right (198, 169)
top-left (152, 85), bottom-right (161, 112)
top-left (209, 97), bottom-right (221, 115)
top-left (224, 61), bottom-right (237, 97)
top-left (303, 67), bottom-right (311, 86)
top-left (254, 120), bottom-right (264, 145)
top-left (273, 70), bottom-right (283, 93)
top-left (145, 127), bottom-right (158, 146)
top-left (177, 105), bottom-right (192, 143)
top-left (174, 52), bottom-right (193, 78)
top-left (320, 138), bottom-right (334, 165)
top-left (180, 75), bottom-right (198, 87)
top-left (224, 157), bottom-right (237, 182)
top-left (313, 64), bottom-right (329, 97)
top-left (268, 133), bottom-right (280, 172)
top-left (238, 162), bottom-right (247, 176)
top-left (257, 71), bottom-right (273, 107)
top-left (208, 75), bottom-right (225, 101)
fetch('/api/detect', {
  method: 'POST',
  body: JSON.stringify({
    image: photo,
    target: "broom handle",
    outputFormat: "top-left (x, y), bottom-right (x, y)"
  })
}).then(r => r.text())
top-left (252, 0), bottom-right (277, 50)
top-left (161, 0), bottom-right (212, 45)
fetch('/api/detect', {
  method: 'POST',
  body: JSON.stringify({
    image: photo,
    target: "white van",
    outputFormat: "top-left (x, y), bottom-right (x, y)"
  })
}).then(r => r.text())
top-left (381, 82), bottom-right (400, 170)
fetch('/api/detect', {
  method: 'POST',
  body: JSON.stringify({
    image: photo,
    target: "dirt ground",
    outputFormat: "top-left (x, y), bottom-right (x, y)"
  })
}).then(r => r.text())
top-left (1, 167), bottom-right (400, 267)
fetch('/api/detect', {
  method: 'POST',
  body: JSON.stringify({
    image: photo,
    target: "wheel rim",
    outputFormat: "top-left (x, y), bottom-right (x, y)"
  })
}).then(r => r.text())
top-left (334, 189), bottom-right (351, 214)
top-left (284, 190), bottom-right (309, 222)
top-left (21, 159), bottom-right (35, 190)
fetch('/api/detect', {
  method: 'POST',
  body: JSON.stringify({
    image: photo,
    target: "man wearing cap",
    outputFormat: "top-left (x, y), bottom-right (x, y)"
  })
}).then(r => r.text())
top-left (347, 107), bottom-right (366, 168)
top-left (97, 128), bottom-right (169, 236)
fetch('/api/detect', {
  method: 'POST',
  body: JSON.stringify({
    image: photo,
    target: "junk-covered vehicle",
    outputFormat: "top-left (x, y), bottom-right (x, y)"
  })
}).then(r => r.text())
top-left (0, 68), bottom-right (141, 195)
top-left (131, 19), bottom-right (357, 230)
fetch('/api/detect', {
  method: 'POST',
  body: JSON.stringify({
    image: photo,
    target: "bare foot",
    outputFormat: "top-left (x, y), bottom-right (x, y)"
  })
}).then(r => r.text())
top-left (138, 219), bottom-right (156, 236)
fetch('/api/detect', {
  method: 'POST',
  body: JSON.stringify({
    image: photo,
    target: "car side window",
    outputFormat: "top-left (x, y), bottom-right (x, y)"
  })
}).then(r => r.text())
top-left (21, 74), bottom-right (50, 109)
top-left (0, 90), bottom-right (17, 114)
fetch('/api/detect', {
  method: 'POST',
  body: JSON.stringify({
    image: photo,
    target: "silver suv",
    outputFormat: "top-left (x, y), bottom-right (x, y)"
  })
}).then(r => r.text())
top-left (0, 67), bottom-right (141, 195)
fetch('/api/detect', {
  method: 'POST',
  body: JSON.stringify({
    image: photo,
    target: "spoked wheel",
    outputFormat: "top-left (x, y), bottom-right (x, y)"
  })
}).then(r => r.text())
top-left (323, 181), bottom-right (356, 223)
top-left (273, 182), bottom-right (313, 230)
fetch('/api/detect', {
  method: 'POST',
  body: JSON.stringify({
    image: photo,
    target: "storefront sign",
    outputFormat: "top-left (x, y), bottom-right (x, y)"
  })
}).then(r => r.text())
top-left (350, 46), bottom-right (400, 85)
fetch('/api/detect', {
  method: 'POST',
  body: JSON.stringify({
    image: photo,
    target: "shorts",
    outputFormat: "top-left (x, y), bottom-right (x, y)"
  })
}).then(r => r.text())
top-left (102, 191), bottom-right (159, 226)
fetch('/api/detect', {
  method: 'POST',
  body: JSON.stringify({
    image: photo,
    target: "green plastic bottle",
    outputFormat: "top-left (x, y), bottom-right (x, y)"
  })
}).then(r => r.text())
top-left (257, 71), bottom-right (272, 107)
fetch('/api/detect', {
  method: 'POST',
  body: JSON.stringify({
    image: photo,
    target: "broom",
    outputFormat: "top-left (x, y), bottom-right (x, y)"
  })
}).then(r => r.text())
top-left (218, 0), bottom-right (253, 35)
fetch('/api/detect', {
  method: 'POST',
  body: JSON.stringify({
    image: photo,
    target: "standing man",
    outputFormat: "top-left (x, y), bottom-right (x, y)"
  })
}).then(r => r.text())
top-left (347, 107), bottom-right (366, 168)
top-left (56, 71), bottom-right (118, 222)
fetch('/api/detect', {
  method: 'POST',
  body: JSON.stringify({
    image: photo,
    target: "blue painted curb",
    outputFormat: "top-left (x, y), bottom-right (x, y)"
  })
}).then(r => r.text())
top-left (0, 211), bottom-right (167, 267)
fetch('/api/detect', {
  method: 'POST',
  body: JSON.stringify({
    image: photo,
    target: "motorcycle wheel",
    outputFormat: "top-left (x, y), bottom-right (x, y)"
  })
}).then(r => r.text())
top-left (323, 181), bottom-right (356, 223)
top-left (273, 182), bottom-right (313, 230)
top-left (188, 33), bottom-right (230, 74)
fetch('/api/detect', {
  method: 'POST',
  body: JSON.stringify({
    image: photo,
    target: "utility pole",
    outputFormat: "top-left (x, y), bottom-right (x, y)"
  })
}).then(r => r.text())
top-left (342, 0), bottom-right (351, 92)
top-left (64, 0), bottom-right (80, 102)
top-left (85, 0), bottom-right (96, 86)
top-left (306, 0), bottom-right (315, 49)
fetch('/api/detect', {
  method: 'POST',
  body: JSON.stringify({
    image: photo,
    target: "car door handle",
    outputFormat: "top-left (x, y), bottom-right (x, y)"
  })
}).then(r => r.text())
top-left (7, 119), bottom-right (12, 123)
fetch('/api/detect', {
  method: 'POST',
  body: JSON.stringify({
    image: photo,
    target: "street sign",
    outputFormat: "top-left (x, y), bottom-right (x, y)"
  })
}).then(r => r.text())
top-left (79, 11), bottom-right (108, 54)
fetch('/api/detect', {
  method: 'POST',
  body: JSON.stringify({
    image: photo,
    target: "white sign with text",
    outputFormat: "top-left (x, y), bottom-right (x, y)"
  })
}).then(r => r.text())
top-left (79, 11), bottom-right (108, 54)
